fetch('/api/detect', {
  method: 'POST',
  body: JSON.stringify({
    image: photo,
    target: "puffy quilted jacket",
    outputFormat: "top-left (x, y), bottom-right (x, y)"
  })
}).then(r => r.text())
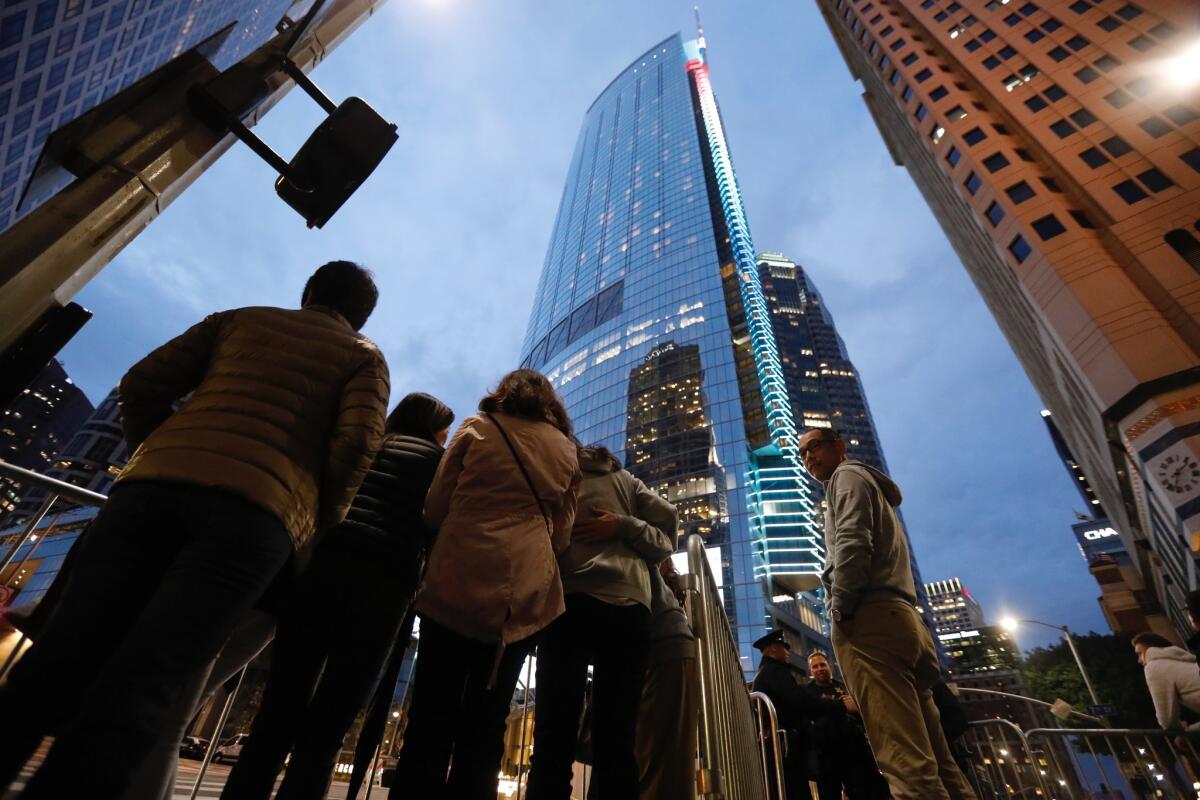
top-left (335, 434), bottom-right (443, 552)
top-left (117, 304), bottom-right (389, 549)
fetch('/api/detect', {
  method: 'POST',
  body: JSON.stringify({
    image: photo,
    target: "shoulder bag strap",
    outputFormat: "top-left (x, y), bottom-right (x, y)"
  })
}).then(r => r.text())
top-left (485, 412), bottom-right (553, 538)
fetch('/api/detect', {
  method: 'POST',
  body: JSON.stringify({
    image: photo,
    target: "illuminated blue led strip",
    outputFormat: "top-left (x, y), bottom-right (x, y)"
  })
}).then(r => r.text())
top-left (687, 46), bottom-right (824, 584)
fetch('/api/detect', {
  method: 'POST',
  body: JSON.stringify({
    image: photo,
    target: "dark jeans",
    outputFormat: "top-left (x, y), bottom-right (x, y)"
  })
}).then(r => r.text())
top-left (390, 617), bottom-right (535, 800)
top-left (221, 534), bottom-right (422, 800)
top-left (0, 481), bottom-right (293, 799)
top-left (526, 594), bottom-right (651, 800)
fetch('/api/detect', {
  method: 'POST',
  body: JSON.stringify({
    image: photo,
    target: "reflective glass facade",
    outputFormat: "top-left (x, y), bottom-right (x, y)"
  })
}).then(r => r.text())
top-left (520, 34), bottom-right (824, 665)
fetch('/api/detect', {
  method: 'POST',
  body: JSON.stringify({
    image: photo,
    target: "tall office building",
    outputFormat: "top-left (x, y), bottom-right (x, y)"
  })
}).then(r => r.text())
top-left (813, 0), bottom-right (1200, 635)
top-left (519, 32), bottom-right (828, 664)
top-left (0, 358), bottom-right (92, 520)
top-left (758, 252), bottom-right (937, 633)
top-left (926, 576), bottom-right (987, 633)
top-left (0, 0), bottom-right (298, 229)
top-left (1044, 409), bottom-right (1175, 637)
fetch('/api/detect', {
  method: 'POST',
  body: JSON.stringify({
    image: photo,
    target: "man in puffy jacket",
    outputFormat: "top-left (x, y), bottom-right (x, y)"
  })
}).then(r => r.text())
top-left (1134, 632), bottom-right (1200, 732)
top-left (0, 261), bottom-right (389, 799)
top-left (799, 427), bottom-right (975, 800)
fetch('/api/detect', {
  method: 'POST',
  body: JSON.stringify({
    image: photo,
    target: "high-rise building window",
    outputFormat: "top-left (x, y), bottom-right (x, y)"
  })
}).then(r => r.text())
top-left (964, 171), bottom-right (982, 194)
top-left (1115, 4), bottom-right (1142, 20)
top-left (1163, 105), bottom-right (1199, 126)
top-left (1165, 230), bottom-right (1200, 273)
top-left (1181, 147), bottom-right (1200, 174)
top-left (1066, 35), bottom-right (1090, 51)
top-left (1068, 1), bottom-right (1090, 13)
top-left (1009, 234), bottom-right (1032, 263)
top-left (1079, 147), bottom-right (1109, 168)
top-left (930, 86), bottom-right (949, 101)
top-left (963, 126), bottom-right (987, 145)
top-left (1048, 46), bottom-right (1069, 62)
top-left (916, 67), bottom-right (933, 82)
top-left (983, 152), bottom-right (1010, 172)
top-left (984, 55), bottom-right (1001, 70)
top-left (1044, 84), bottom-right (1066, 101)
top-left (1041, 17), bottom-right (1062, 31)
top-left (1136, 168), bottom-right (1174, 193)
top-left (1005, 181), bottom-right (1035, 203)
top-left (1070, 108), bottom-right (1097, 127)
top-left (1112, 179), bottom-right (1149, 204)
top-left (1025, 29), bottom-right (1044, 43)
top-left (1127, 35), bottom-right (1155, 52)
top-left (1099, 136), bottom-right (1131, 158)
top-left (1104, 89), bottom-right (1133, 108)
top-left (1138, 116), bottom-right (1172, 138)
top-left (985, 201), bottom-right (1005, 225)
top-left (1025, 95), bottom-right (1048, 112)
top-left (980, 29), bottom-right (997, 42)
top-left (1050, 119), bottom-right (1076, 138)
top-left (916, 103), bottom-right (928, 121)
top-left (1094, 55), bottom-right (1121, 72)
top-left (1075, 66), bottom-right (1099, 84)
top-left (1032, 214), bottom-right (1066, 240)
top-left (946, 146), bottom-right (962, 166)
top-left (1096, 16), bottom-right (1120, 32)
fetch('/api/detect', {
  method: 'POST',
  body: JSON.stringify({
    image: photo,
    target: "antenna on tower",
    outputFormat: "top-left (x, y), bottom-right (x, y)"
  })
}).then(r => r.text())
top-left (694, 5), bottom-right (708, 61)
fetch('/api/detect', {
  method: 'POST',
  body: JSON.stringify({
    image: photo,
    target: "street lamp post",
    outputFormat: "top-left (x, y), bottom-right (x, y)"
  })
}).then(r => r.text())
top-left (1001, 617), bottom-right (1101, 707)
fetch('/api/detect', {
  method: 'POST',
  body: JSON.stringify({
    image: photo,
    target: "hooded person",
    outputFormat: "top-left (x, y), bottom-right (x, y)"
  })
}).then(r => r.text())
top-left (1133, 632), bottom-right (1200, 731)
top-left (798, 427), bottom-right (976, 800)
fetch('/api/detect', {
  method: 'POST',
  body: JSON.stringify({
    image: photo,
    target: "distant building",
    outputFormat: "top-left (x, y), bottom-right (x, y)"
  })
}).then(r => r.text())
top-left (0, 358), bottom-right (92, 521)
top-left (11, 386), bottom-right (126, 521)
top-left (1045, 410), bottom-right (1174, 639)
top-left (926, 577), bottom-right (986, 635)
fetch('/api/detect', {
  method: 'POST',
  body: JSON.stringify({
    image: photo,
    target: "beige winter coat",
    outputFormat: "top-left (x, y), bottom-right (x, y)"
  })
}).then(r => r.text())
top-left (415, 412), bottom-right (581, 644)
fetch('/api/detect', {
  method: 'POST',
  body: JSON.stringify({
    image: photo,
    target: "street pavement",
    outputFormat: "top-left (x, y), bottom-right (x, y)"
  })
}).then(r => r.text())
top-left (5, 753), bottom-right (365, 799)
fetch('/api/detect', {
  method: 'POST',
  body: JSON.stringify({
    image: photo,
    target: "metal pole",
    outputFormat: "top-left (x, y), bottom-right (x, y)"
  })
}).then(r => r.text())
top-left (5, 511), bottom-right (60, 587)
top-left (188, 666), bottom-right (247, 800)
top-left (515, 652), bottom-right (534, 800)
top-left (0, 494), bottom-right (57, 576)
top-left (1061, 626), bottom-right (1101, 707)
top-left (363, 742), bottom-right (380, 800)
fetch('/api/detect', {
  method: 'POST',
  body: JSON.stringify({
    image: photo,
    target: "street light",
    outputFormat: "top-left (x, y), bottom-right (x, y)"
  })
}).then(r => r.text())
top-left (1000, 616), bottom-right (1101, 706)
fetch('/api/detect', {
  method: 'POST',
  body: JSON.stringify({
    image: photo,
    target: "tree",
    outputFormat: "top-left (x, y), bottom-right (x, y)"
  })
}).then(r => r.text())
top-left (1022, 632), bottom-right (1157, 728)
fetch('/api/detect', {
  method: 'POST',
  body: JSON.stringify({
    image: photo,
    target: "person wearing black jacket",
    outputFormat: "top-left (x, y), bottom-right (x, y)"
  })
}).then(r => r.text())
top-left (220, 393), bottom-right (454, 800)
top-left (805, 651), bottom-right (890, 800)
top-left (751, 630), bottom-right (856, 800)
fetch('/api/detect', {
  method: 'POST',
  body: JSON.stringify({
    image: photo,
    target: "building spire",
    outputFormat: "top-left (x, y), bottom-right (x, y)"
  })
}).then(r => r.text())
top-left (694, 6), bottom-right (707, 62)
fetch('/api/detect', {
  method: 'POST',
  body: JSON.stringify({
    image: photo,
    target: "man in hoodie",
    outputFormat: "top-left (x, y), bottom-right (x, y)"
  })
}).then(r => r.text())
top-left (1133, 632), bottom-right (1200, 733)
top-left (798, 427), bottom-right (976, 800)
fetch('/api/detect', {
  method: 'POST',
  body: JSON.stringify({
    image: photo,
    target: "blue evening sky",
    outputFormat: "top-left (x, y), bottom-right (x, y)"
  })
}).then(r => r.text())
top-left (54, 0), bottom-right (1106, 652)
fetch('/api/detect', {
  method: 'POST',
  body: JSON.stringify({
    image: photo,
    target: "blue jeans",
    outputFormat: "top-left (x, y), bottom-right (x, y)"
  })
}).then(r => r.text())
top-left (0, 481), bottom-right (293, 799)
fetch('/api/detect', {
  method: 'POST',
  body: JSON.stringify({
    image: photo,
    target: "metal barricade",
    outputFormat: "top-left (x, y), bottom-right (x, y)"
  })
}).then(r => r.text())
top-left (0, 458), bottom-right (108, 681)
top-left (1024, 728), bottom-right (1200, 800)
top-left (750, 691), bottom-right (786, 800)
top-left (684, 533), bottom-right (770, 800)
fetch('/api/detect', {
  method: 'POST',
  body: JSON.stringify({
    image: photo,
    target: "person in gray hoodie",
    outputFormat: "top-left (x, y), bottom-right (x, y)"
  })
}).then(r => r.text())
top-left (1133, 632), bottom-right (1200, 732)
top-left (526, 445), bottom-right (678, 800)
top-left (799, 427), bottom-right (975, 800)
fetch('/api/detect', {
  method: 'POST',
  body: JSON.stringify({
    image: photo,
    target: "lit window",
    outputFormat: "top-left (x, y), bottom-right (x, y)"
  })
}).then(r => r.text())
top-left (947, 105), bottom-right (967, 121)
top-left (931, 123), bottom-right (946, 143)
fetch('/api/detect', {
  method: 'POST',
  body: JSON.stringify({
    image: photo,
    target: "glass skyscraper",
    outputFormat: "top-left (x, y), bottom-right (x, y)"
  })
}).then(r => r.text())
top-left (519, 33), bottom-right (827, 665)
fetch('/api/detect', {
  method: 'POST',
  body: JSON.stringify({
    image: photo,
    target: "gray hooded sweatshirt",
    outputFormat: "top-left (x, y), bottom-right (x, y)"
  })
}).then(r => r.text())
top-left (1143, 645), bottom-right (1200, 731)
top-left (558, 452), bottom-right (679, 608)
top-left (820, 459), bottom-right (917, 620)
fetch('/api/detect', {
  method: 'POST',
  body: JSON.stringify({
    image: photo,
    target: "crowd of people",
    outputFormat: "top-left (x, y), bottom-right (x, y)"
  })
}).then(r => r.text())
top-left (0, 258), bottom-right (1068, 800)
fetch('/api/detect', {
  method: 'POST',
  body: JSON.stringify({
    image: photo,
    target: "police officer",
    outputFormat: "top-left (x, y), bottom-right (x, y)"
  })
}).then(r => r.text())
top-left (751, 630), bottom-right (855, 800)
top-left (805, 651), bottom-right (890, 800)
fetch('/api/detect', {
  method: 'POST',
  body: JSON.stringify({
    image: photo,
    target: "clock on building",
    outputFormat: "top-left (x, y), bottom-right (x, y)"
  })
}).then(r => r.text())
top-left (1157, 453), bottom-right (1200, 495)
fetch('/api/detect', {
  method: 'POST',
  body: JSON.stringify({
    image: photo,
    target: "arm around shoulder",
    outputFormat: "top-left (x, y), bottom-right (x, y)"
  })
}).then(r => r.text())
top-left (618, 474), bottom-right (678, 561)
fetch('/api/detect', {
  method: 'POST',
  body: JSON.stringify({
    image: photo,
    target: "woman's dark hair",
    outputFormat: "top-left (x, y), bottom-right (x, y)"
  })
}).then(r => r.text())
top-left (577, 443), bottom-right (621, 471)
top-left (479, 369), bottom-right (573, 437)
top-left (1132, 632), bottom-right (1173, 649)
top-left (302, 260), bottom-right (379, 331)
top-left (386, 393), bottom-right (455, 442)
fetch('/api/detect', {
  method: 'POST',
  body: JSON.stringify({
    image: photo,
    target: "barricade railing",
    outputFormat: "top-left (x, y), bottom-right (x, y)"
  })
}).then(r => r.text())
top-left (750, 691), bottom-right (786, 800)
top-left (684, 533), bottom-right (771, 799)
top-left (0, 458), bottom-right (249, 798)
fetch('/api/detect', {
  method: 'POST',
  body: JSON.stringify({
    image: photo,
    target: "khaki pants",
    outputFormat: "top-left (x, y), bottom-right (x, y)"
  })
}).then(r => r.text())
top-left (832, 598), bottom-right (976, 800)
top-left (636, 656), bottom-right (699, 800)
